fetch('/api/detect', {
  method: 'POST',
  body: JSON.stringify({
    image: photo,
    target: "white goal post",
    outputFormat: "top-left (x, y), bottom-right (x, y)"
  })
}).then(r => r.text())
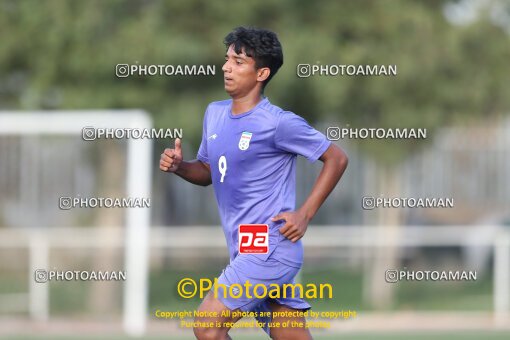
top-left (0, 110), bottom-right (152, 337)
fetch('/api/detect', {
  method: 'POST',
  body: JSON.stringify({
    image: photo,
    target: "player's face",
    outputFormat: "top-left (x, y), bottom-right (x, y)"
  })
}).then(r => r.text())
top-left (222, 45), bottom-right (260, 98)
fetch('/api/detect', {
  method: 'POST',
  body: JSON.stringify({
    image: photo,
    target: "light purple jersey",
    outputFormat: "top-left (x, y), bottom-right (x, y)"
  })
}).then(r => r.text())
top-left (197, 97), bottom-right (330, 267)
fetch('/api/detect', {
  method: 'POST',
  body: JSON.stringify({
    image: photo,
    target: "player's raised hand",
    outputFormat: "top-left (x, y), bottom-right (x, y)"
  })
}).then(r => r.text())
top-left (160, 138), bottom-right (183, 172)
top-left (272, 210), bottom-right (310, 243)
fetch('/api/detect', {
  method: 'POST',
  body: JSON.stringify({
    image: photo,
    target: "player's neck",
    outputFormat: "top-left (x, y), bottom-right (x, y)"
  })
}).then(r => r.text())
top-left (230, 92), bottom-right (264, 115)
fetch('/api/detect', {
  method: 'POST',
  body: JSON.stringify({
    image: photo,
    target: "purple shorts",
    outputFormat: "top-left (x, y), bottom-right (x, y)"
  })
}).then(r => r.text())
top-left (216, 254), bottom-right (311, 335)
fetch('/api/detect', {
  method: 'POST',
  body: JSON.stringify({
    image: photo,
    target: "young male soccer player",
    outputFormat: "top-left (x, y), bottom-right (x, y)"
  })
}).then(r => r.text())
top-left (160, 27), bottom-right (348, 340)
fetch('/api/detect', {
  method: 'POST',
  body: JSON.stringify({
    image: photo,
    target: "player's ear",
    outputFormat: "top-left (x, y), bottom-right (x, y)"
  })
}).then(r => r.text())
top-left (256, 67), bottom-right (270, 83)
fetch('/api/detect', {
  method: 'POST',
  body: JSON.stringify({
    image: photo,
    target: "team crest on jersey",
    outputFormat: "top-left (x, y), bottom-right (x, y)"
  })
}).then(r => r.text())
top-left (238, 131), bottom-right (253, 151)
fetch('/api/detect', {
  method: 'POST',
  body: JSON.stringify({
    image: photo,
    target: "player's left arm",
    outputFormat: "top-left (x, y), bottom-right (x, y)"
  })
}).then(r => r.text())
top-left (273, 143), bottom-right (348, 242)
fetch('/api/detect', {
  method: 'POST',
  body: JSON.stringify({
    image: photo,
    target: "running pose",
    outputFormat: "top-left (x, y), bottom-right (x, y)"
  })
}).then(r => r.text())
top-left (160, 26), bottom-right (348, 340)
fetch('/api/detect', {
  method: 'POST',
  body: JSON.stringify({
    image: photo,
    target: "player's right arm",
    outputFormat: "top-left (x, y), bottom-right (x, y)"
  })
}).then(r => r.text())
top-left (159, 138), bottom-right (212, 186)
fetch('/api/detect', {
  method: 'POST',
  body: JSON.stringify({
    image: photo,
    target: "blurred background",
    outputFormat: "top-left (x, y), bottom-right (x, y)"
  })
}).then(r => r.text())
top-left (1, 0), bottom-right (510, 339)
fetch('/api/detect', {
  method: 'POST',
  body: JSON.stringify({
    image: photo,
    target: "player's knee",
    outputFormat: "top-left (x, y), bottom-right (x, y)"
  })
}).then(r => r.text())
top-left (193, 324), bottom-right (226, 340)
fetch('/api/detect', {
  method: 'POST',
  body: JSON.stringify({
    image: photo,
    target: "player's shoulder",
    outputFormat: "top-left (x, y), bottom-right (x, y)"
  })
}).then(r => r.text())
top-left (257, 100), bottom-right (312, 133)
top-left (263, 101), bottom-right (303, 125)
top-left (259, 98), bottom-right (298, 122)
top-left (206, 99), bottom-right (232, 112)
top-left (201, 99), bottom-right (231, 123)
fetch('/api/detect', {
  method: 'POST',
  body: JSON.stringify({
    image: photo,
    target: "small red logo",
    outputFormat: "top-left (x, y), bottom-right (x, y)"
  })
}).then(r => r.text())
top-left (239, 224), bottom-right (269, 254)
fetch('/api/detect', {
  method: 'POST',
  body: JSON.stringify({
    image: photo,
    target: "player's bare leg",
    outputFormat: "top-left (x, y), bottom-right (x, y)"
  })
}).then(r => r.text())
top-left (193, 290), bottom-right (242, 340)
top-left (269, 302), bottom-right (312, 340)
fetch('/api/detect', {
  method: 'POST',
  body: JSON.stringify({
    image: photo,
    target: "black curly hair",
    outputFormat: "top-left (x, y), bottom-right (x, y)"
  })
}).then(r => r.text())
top-left (224, 27), bottom-right (283, 88)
